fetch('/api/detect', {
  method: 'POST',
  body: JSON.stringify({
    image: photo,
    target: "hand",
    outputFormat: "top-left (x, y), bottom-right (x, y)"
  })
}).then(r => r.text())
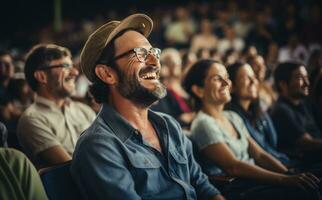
top-left (211, 194), bottom-right (225, 200)
top-left (282, 173), bottom-right (320, 191)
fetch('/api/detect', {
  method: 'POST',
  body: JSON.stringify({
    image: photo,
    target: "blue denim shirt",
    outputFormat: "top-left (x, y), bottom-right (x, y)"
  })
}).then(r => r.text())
top-left (227, 102), bottom-right (290, 165)
top-left (71, 103), bottom-right (220, 200)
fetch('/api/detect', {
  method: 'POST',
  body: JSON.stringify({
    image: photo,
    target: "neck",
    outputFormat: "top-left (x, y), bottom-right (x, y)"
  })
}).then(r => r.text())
top-left (110, 91), bottom-right (149, 131)
top-left (282, 94), bottom-right (301, 105)
top-left (201, 102), bottom-right (225, 119)
top-left (238, 99), bottom-right (251, 111)
top-left (37, 91), bottom-right (66, 108)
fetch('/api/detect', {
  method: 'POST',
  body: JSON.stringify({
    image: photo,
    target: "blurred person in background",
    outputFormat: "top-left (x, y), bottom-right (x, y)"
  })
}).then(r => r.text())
top-left (190, 18), bottom-right (218, 53)
top-left (0, 50), bottom-right (15, 97)
top-left (165, 6), bottom-right (196, 49)
top-left (183, 59), bottom-right (321, 200)
top-left (246, 54), bottom-right (277, 112)
top-left (17, 44), bottom-right (96, 168)
top-left (226, 62), bottom-right (290, 166)
top-left (217, 25), bottom-right (244, 56)
top-left (151, 48), bottom-right (195, 129)
top-left (271, 62), bottom-right (322, 163)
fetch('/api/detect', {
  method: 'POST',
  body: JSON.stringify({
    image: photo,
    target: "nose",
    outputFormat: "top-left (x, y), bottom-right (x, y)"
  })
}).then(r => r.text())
top-left (69, 67), bottom-right (79, 76)
top-left (145, 52), bottom-right (160, 67)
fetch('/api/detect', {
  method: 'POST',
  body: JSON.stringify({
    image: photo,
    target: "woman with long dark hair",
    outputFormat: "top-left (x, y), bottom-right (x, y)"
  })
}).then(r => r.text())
top-left (183, 59), bottom-right (320, 200)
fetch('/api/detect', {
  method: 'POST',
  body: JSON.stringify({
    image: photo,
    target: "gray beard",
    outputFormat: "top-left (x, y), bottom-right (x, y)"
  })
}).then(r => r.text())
top-left (116, 67), bottom-right (167, 108)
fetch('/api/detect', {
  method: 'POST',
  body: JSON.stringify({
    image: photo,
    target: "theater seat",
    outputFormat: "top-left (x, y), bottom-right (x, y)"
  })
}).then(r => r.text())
top-left (39, 161), bottom-right (83, 200)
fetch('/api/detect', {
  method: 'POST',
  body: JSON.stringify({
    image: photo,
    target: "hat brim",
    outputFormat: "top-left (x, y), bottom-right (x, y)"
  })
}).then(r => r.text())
top-left (81, 13), bottom-right (153, 82)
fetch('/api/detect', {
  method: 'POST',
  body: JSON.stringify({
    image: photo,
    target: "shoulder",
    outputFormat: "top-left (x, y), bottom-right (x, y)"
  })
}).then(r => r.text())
top-left (224, 110), bottom-right (244, 124)
top-left (70, 101), bottom-right (96, 114)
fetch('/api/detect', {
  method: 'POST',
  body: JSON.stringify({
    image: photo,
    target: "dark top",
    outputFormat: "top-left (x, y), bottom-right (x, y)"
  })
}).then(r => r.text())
top-left (227, 102), bottom-right (290, 165)
top-left (270, 97), bottom-right (322, 150)
top-left (71, 103), bottom-right (220, 200)
top-left (151, 88), bottom-right (191, 128)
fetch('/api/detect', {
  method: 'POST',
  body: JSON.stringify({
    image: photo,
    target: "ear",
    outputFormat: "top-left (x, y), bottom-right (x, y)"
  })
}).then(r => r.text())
top-left (33, 71), bottom-right (47, 84)
top-left (278, 81), bottom-right (288, 93)
top-left (191, 85), bottom-right (204, 99)
top-left (95, 64), bottom-right (117, 84)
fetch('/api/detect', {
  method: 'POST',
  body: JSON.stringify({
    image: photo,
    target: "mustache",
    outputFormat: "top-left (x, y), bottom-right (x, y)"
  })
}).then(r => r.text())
top-left (139, 65), bottom-right (159, 76)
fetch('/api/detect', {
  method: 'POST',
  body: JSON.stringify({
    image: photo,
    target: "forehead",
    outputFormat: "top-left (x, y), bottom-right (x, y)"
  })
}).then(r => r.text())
top-left (49, 56), bottom-right (72, 65)
top-left (292, 66), bottom-right (307, 77)
top-left (114, 30), bottom-right (151, 53)
top-left (207, 63), bottom-right (227, 76)
top-left (237, 64), bottom-right (255, 76)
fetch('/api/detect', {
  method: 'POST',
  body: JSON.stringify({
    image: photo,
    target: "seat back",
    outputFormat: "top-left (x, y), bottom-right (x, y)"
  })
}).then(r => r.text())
top-left (39, 161), bottom-right (83, 200)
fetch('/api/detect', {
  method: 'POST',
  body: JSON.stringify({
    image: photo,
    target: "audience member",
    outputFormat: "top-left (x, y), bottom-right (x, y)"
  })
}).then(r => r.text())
top-left (71, 13), bottom-right (224, 200)
top-left (271, 62), bottom-right (322, 162)
top-left (165, 7), bottom-right (196, 49)
top-left (0, 147), bottom-right (48, 200)
top-left (0, 50), bottom-right (14, 97)
top-left (190, 18), bottom-right (218, 53)
top-left (151, 48), bottom-right (194, 128)
top-left (246, 54), bottom-right (277, 111)
top-left (226, 62), bottom-right (290, 165)
top-left (17, 44), bottom-right (96, 168)
top-left (183, 59), bottom-right (320, 200)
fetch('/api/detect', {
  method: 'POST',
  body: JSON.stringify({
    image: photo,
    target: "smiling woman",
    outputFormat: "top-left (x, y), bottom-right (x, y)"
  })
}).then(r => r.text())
top-left (182, 59), bottom-right (321, 200)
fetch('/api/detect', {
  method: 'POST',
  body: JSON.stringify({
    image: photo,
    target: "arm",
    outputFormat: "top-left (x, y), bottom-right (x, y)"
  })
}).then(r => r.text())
top-left (201, 141), bottom-right (288, 185)
top-left (38, 146), bottom-right (71, 167)
top-left (179, 123), bottom-right (223, 199)
top-left (247, 136), bottom-right (287, 173)
top-left (295, 133), bottom-right (322, 152)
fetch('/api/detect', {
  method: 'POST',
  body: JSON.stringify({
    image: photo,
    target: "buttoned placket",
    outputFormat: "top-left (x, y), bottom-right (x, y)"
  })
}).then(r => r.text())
top-left (61, 105), bottom-right (78, 147)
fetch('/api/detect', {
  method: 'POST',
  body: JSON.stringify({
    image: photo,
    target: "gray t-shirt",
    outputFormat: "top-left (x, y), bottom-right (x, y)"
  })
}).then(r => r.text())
top-left (190, 111), bottom-right (254, 175)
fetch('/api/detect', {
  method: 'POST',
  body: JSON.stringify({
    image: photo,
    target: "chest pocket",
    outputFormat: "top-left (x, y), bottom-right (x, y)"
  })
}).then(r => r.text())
top-left (127, 151), bottom-right (161, 169)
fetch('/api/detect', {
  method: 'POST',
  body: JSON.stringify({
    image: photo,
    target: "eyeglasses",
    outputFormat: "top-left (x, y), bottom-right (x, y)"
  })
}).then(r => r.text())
top-left (113, 47), bottom-right (161, 62)
top-left (38, 63), bottom-right (74, 70)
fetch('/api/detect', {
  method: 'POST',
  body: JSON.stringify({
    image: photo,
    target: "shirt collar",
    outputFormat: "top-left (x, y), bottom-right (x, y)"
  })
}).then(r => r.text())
top-left (35, 95), bottom-right (71, 109)
top-left (99, 103), bottom-right (166, 142)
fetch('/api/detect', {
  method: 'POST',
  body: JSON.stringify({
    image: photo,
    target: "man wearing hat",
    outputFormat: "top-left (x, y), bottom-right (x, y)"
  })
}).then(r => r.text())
top-left (71, 13), bottom-right (224, 200)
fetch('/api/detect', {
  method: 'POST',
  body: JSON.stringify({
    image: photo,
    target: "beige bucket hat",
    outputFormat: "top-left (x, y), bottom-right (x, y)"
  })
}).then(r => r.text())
top-left (80, 13), bottom-right (153, 82)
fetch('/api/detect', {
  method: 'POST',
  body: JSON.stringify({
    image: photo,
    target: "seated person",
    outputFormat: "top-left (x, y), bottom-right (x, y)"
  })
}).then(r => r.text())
top-left (0, 147), bottom-right (48, 200)
top-left (151, 48), bottom-right (195, 128)
top-left (71, 14), bottom-right (224, 200)
top-left (226, 62), bottom-right (290, 165)
top-left (183, 59), bottom-right (320, 200)
top-left (271, 62), bottom-right (322, 162)
top-left (17, 44), bottom-right (96, 168)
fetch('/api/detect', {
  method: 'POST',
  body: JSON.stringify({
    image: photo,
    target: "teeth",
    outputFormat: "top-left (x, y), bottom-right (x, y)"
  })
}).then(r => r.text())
top-left (142, 72), bottom-right (157, 79)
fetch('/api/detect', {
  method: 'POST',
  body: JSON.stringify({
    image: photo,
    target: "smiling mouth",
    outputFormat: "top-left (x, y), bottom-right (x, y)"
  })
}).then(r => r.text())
top-left (139, 66), bottom-right (160, 80)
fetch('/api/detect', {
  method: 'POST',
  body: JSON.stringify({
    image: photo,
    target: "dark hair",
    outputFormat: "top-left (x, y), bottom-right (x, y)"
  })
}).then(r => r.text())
top-left (182, 59), bottom-right (221, 110)
top-left (0, 50), bottom-right (11, 57)
top-left (274, 62), bottom-right (303, 93)
top-left (227, 61), bottom-right (263, 123)
top-left (24, 44), bottom-right (71, 91)
top-left (89, 28), bottom-right (143, 104)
